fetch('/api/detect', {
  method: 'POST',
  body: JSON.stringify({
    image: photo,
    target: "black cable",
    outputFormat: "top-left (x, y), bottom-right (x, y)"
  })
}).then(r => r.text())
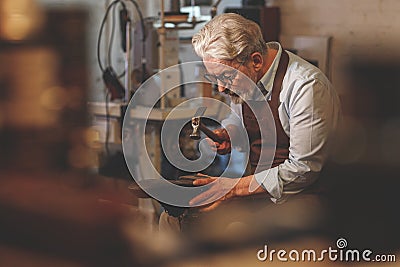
top-left (97, 0), bottom-right (124, 73)
top-left (98, 0), bottom-right (147, 80)
top-left (105, 90), bottom-right (111, 156)
top-left (117, 70), bottom-right (126, 79)
top-left (97, 1), bottom-right (121, 163)
top-left (109, 4), bottom-right (126, 79)
top-left (127, 0), bottom-right (147, 82)
top-left (107, 3), bottom-right (117, 67)
top-left (178, 60), bottom-right (185, 97)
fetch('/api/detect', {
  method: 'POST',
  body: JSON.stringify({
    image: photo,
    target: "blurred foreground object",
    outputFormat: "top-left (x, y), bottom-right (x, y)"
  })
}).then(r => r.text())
top-left (0, 4), bottom-right (139, 266)
top-left (0, 173), bottom-right (138, 267)
top-left (0, 4), bottom-right (90, 171)
top-left (323, 56), bottom-right (400, 251)
top-left (0, 0), bottom-right (44, 41)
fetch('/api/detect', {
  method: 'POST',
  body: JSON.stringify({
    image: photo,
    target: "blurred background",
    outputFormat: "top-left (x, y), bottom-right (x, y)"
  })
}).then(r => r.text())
top-left (1, 0), bottom-right (400, 266)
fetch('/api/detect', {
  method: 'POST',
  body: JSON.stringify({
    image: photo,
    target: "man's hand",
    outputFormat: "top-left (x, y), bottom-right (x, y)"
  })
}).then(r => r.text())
top-left (189, 173), bottom-right (269, 212)
top-left (206, 128), bottom-right (231, 155)
top-left (189, 175), bottom-right (238, 212)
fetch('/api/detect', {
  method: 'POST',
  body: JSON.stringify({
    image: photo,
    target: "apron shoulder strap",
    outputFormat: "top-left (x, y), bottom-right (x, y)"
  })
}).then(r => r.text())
top-left (270, 50), bottom-right (289, 104)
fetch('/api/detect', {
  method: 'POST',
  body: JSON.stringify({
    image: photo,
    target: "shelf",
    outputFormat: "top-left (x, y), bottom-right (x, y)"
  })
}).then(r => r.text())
top-left (88, 101), bottom-right (125, 117)
top-left (164, 14), bottom-right (189, 23)
top-left (88, 101), bottom-right (224, 122)
top-left (128, 104), bottom-right (221, 121)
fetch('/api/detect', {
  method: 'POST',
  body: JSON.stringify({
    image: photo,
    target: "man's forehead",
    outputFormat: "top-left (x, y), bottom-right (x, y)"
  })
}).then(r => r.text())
top-left (203, 58), bottom-right (235, 74)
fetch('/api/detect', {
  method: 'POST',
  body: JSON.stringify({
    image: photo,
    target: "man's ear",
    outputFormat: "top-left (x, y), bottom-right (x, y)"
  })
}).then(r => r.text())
top-left (250, 52), bottom-right (263, 72)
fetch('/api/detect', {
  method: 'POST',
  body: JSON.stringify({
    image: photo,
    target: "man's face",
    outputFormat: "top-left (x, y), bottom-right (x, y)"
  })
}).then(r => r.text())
top-left (203, 57), bottom-right (257, 104)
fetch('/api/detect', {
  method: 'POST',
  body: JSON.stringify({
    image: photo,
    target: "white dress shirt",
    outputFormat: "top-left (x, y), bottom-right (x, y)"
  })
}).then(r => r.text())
top-left (222, 42), bottom-right (341, 203)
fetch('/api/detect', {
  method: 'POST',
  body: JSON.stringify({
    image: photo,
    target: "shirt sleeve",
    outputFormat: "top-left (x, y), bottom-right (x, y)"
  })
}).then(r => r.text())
top-left (255, 78), bottom-right (339, 202)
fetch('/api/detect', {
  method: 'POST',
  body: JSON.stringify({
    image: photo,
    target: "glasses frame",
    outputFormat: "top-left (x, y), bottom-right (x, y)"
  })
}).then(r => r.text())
top-left (203, 60), bottom-right (246, 87)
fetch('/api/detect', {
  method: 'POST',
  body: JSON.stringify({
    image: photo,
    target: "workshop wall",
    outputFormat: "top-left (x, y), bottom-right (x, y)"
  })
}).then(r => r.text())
top-left (36, 0), bottom-right (400, 99)
top-left (37, 0), bottom-right (162, 102)
top-left (270, 0), bottom-right (400, 93)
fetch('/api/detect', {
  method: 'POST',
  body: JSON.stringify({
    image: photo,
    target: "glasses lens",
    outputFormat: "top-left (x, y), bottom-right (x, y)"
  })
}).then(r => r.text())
top-left (204, 60), bottom-right (244, 86)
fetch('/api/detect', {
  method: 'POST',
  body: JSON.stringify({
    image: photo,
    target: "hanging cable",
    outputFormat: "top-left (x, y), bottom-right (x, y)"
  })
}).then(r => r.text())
top-left (107, 3), bottom-right (117, 68)
top-left (97, 0), bottom-right (123, 73)
top-left (105, 90), bottom-right (111, 156)
top-left (98, 0), bottom-right (146, 80)
top-left (127, 0), bottom-right (147, 83)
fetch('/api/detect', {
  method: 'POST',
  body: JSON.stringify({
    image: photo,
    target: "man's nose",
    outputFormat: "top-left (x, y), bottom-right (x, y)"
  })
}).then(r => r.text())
top-left (217, 82), bottom-right (226, 92)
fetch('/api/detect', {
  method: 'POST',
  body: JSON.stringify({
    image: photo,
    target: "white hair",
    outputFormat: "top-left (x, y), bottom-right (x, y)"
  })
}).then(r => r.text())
top-left (192, 13), bottom-right (267, 62)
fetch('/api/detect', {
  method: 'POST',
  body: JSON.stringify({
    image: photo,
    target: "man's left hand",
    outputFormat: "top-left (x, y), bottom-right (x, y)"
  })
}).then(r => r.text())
top-left (189, 176), bottom-right (238, 212)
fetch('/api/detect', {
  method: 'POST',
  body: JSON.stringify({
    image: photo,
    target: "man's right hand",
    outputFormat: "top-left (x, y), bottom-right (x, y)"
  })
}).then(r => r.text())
top-left (206, 128), bottom-right (231, 155)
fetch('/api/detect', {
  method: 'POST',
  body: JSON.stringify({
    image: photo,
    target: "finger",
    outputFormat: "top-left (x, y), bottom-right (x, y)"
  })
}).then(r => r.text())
top-left (205, 138), bottom-right (218, 151)
top-left (214, 130), bottom-right (223, 137)
top-left (205, 138), bottom-right (216, 146)
top-left (195, 173), bottom-right (211, 177)
top-left (193, 177), bottom-right (215, 186)
top-left (217, 142), bottom-right (228, 151)
top-left (216, 142), bottom-right (230, 154)
top-left (189, 189), bottom-right (217, 206)
top-left (197, 193), bottom-right (228, 212)
top-left (205, 137), bottom-right (223, 147)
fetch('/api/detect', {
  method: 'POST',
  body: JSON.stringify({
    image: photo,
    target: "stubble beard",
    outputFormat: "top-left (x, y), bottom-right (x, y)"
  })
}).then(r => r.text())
top-left (225, 88), bottom-right (252, 104)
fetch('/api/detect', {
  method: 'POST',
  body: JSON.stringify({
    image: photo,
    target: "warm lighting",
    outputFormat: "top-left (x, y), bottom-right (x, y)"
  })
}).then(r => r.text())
top-left (0, 0), bottom-right (43, 41)
top-left (40, 86), bottom-right (68, 111)
top-left (66, 86), bottom-right (85, 110)
top-left (85, 127), bottom-right (103, 150)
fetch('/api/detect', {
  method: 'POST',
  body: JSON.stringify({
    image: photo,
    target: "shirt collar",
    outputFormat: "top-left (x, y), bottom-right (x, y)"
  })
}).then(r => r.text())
top-left (254, 42), bottom-right (283, 101)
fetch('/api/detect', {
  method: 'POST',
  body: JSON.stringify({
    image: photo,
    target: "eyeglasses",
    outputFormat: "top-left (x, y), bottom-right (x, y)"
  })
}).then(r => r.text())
top-left (203, 60), bottom-right (246, 87)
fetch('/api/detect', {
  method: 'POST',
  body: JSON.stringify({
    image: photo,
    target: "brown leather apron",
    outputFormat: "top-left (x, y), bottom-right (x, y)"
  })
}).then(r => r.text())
top-left (242, 50), bottom-right (290, 174)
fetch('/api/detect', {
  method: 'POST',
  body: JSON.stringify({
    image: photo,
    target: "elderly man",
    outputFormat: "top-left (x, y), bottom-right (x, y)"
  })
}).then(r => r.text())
top-left (160, 13), bottom-right (340, 232)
